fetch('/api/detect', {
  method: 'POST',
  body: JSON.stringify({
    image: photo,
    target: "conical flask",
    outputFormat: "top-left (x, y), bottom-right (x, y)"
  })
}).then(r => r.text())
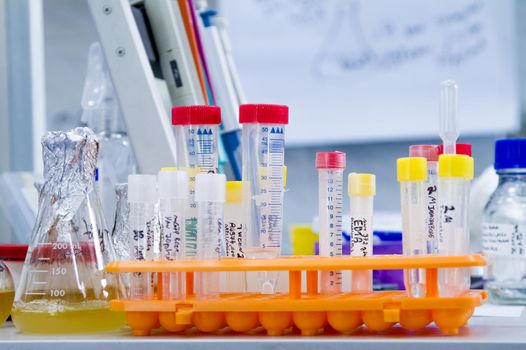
top-left (12, 127), bottom-right (125, 333)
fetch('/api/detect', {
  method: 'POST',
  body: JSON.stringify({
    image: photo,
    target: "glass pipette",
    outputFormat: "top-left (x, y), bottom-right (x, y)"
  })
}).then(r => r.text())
top-left (439, 80), bottom-right (459, 155)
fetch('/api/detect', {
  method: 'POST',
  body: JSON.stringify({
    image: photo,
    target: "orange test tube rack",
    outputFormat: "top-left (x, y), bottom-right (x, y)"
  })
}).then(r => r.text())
top-left (106, 254), bottom-right (487, 336)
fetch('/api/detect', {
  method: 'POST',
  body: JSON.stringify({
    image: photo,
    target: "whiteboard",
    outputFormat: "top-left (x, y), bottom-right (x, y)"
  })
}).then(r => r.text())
top-left (221, 0), bottom-right (519, 146)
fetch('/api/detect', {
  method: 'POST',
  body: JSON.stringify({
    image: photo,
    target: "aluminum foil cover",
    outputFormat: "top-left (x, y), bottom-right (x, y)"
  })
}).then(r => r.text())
top-left (112, 183), bottom-right (130, 260)
top-left (38, 127), bottom-right (99, 236)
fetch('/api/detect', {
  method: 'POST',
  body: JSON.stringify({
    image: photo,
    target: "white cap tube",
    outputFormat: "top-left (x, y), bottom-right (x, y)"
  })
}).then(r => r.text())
top-left (158, 169), bottom-right (189, 200)
top-left (195, 173), bottom-right (226, 202)
top-left (128, 174), bottom-right (157, 203)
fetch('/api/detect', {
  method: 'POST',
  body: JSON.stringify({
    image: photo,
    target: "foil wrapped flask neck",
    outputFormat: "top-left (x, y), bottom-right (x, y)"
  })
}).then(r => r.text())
top-left (41, 127), bottom-right (99, 220)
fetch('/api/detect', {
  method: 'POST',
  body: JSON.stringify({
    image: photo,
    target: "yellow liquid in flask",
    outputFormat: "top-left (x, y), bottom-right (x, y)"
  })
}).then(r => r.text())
top-left (0, 289), bottom-right (15, 326)
top-left (11, 289), bottom-right (125, 333)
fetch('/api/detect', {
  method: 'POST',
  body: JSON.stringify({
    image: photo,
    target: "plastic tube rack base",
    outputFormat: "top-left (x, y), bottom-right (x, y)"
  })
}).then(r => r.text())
top-left (106, 254), bottom-right (487, 336)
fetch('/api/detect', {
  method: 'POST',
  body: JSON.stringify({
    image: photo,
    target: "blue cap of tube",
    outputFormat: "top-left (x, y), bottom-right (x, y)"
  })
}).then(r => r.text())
top-left (200, 9), bottom-right (218, 28)
top-left (495, 138), bottom-right (526, 170)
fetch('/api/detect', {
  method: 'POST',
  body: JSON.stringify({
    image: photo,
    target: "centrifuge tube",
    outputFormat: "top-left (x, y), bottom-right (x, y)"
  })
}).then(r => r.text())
top-left (316, 152), bottom-right (345, 295)
top-left (158, 169), bottom-right (188, 300)
top-left (397, 157), bottom-right (428, 298)
top-left (240, 104), bottom-right (288, 294)
top-left (128, 175), bottom-right (158, 300)
top-left (437, 154), bottom-right (474, 297)
top-left (195, 173), bottom-right (226, 299)
top-left (12, 128), bottom-right (124, 334)
top-left (172, 106), bottom-right (221, 259)
top-left (348, 173), bottom-right (376, 293)
top-left (439, 80), bottom-right (459, 155)
top-left (409, 145), bottom-right (439, 254)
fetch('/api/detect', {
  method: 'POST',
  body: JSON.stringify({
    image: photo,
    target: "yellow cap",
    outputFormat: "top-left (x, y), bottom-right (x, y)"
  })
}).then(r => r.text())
top-left (397, 157), bottom-right (427, 182)
top-left (348, 173), bottom-right (376, 196)
top-left (226, 181), bottom-right (244, 203)
top-left (160, 167), bottom-right (177, 171)
top-left (438, 154), bottom-right (474, 180)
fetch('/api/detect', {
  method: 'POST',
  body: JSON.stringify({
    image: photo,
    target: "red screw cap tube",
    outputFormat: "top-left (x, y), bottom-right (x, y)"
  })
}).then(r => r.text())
top-left (316, 151), bottom-right (346, 169)
top-left (172, 105), bottom-right (221, 125)
top-left (437, 143), bottom-right (472, 157)
top-left (409, 145), bottom-right (439, 161)
top-left (239, 104), bottom-right (289, 124)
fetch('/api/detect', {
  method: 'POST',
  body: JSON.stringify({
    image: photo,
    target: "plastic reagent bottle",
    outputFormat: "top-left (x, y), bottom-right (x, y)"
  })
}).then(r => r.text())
top-left (348, 173), bottom-right (376, 293)
top-left (483, 139), bottom-right (526, 303)
top-left (195, 173), bottom-right (226, 299)
top-left (316, 152), bottom-right (346, 295)
top-left (158, 169), bottom-right (188, 300)
top-left (409, 145), bottom-right (439, 254)
top-left (397, 157), bottom-right (428, 297)
top-left (437, 154), bottom-right (474, 297)
top-left (81, 42), bottom-right (136, 227)
top-left (128, 175), bottom-right (158, 300)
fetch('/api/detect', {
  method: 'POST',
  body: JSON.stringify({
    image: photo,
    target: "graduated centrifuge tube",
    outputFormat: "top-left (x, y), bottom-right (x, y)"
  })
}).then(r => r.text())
top-left (409, 145), bottom-right (439, 254)
top-left (348, 173), bottom-right (376, 293)
top-left (195, 173), bottom-right (226, 299)
top-left (172, 105), bottom-right (221, 259)
top-left (397, 157), bottom-right (428, 297)
top-left (439, 80), bottom-right (459, 155)
top-left (437, 154), bottom-right (474, 297)
top-left (240, 104), bottom-right (288, 294)
top-left (158, 169), bottom-right (188, 300)
top-left (128, 175), bottom-right (158, 300)
top-left (316, 152), bottom-right (345, 295)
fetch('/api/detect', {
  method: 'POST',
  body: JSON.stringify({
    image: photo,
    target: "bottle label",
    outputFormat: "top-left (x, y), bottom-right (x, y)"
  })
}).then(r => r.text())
top-left (482, 223), bottom-right (526, 257)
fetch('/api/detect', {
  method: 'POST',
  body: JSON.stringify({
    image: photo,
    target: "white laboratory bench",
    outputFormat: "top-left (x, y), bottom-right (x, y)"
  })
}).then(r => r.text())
top-left (1, 310), bottom-right (526, 350)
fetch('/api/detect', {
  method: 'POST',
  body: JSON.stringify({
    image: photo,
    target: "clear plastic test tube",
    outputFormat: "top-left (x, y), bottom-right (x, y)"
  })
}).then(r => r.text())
top-left (239, 104), bottom-right (288, 294)
top-left (397, 157), bottom-right (428, 297)
top-left (172, 106), bottom-right (221, 259)
top-left (409, 145), bottom-right (439, 254)
top-left (316, 152), bottom-right (345, 295)
top-left (128, 175), bottom-right (158, 300)
top-left (195, 173), bottom-right (226, 299)
top-left (348, 173), bottom-right (376, 293)
top-left (223, 181), bottom-right (247, 292)
top-left (158, 169), bottom-right (188, 300)
top-left (437, 154), bottom-right (474, 296)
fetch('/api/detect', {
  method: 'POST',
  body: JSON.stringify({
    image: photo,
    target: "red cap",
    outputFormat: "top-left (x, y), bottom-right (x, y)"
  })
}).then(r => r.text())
top-left (409, 145), bottom-right (439, 161)
top-left (438, 143), bottom-right (472, 157)
top-left (0, 244), bottom-right (28, 261)
top-left (239, 104), bottom-right (289, 124)
top-left (172, 105), bottom-right (221, 125)
top-left (316, 151), bottom-right (346, 169)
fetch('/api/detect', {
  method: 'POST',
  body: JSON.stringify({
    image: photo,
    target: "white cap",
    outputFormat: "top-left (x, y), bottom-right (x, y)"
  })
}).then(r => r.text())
top-left (157, 169), bottom-right (188, 199)
top-left (128, 174), bottom-right (157, 203)
top-left (195, 173), bottom-right (226, 202)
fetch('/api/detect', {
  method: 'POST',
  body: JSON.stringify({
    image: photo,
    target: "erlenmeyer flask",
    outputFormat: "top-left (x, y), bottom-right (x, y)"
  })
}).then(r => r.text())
top-left (12, 127), bottom-right (125, 333)
top-left (0, 261), bottom-right (14, 326)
